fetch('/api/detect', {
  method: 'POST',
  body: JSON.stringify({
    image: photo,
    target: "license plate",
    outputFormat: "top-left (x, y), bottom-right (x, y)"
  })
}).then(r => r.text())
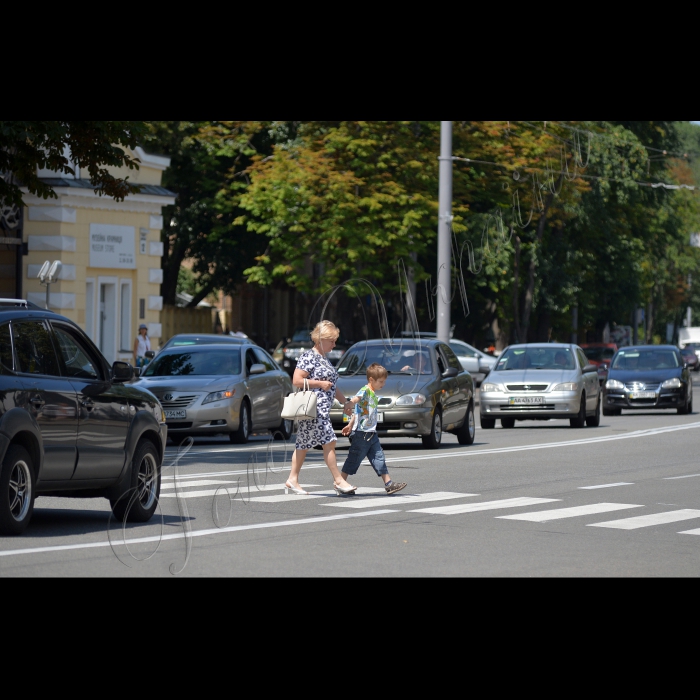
top-left (509, 397), bottom-right (545, 405)
top-left (630, 392), bottom-right (656, 400)
top-left (165, 410), bottom-right (187, 421)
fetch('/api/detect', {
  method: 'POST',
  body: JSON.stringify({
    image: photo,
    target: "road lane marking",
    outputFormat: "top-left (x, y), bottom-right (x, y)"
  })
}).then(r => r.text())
top-left (241, 487), bottom-right (387, 504)
top-left (498, 503), bottom-right (643, 523)
top-left (663, 474), bottom-right (700, 480)
top-left (579, 483), bottom-right (634, 490)
top-left (160, 484), bottom-right (323, 500)
top-left (590, 510), bottom-right (700, 530)
top-left (0, 510), bottom-right (402, 559)
top-left (161, 479), bottom-right (251, 490)
top-left (320, 492), bottom-right (479, 510)
top-left (409, 497), bottom-right (559, 516)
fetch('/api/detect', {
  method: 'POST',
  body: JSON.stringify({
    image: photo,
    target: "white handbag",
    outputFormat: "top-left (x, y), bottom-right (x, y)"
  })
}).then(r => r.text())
top-left (281, 379), bottom-right (318, 421)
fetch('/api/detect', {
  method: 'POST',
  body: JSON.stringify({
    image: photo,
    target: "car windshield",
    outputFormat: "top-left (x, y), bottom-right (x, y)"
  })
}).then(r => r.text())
top-left (612, 350), bottom-right (680, 371)
top-left (495, 347), bottom-right (576, 371)
top-left (583, 347), bottom-right (616, 362)
top-left (144, 351), bottom-right (242, 377)
top-left (338, 345), bottom-right (433, 376)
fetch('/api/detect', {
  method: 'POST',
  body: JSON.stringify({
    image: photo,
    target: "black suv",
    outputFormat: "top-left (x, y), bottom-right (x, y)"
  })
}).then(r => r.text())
top-left (0, 300), bottom-right (167, 535)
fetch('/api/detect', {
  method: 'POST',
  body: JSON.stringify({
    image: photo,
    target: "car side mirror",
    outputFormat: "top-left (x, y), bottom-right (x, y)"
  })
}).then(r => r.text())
top-left (442, 367), bottom-right (459, 379)
top-left (112, 361), bottom-right (134, 384)
top-left (145, 351), bottom-right (156, 360)
top-left (584, 364), bottom-right (598, 374)
top-left (250, 363), bottom-right (267, 375)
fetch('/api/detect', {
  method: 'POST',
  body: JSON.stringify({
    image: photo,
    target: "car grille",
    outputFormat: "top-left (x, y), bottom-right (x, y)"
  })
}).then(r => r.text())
top-left (500, 404), bottom-right (557, 411)
top-left (161, 395), bottom-right (199, 409)
top-left (166, 422), bottom-right (194, 429)
top-left (624, 383), bottom-right (660, 392)
top-left (506, 385), bottom-right (549, 392)
top-left (378, 398), bottom-right (393, 406)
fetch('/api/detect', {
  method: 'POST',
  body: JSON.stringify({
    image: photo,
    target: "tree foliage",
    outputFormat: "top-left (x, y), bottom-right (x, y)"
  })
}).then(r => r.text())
top-left (0, 121), bottom-right (146, 206)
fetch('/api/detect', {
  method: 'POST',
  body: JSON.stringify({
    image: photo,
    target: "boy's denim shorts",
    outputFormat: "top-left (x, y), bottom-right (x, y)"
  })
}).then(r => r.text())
top-left (342, 432), bottom-right (389, 477)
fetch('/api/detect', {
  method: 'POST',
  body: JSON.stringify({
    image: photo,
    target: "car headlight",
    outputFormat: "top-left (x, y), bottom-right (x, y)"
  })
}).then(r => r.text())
top-left (662, 378), bottom-right (682, 389)
top-left (396, 393), bottom-right (427, 406)
top-left (553, 383), bottom-right (578, 392)
top-left (606, 380), bottom-right (624, 390)
top-left (481, 383), bottom-right (502, 393)
top-left (203, 389), bottom-right (236, 405)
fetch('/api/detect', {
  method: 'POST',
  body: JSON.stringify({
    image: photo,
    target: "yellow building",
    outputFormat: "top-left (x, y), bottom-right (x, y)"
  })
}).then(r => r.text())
top-left (6, 147), bottom-right (175, 364)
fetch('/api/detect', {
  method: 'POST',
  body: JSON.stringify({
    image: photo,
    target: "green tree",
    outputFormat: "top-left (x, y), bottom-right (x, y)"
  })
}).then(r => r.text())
top-left (0, 121), bottom-right (145, 206)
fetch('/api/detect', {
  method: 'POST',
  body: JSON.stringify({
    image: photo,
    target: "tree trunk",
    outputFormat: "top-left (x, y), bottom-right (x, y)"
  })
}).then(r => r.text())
top-left (521, 179), bottom-right (561, 341)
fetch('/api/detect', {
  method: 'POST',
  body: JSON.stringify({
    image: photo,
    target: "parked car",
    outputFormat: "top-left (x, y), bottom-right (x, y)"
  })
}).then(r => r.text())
top-left (330, 339), bottom-right (476, 448)
top-left (134, 343), bottom-right (294, 444)
top-left (603, 345), bottom-right (693, 416)
top-left (479, 343), bottom-right (601, 429)
top-left (449, 339), bottom-right (497, 386)
top-left (581, 343), bottom-right (619, 386)
top-left (0, 299), bottom-right (167, 535)
top-left (273, 327), bottom-right (352, 376)
top-left (680, 343), bottom-right (700, 372)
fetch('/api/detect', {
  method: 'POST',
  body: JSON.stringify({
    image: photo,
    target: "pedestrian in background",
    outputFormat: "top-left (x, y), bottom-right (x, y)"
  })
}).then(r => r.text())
top-left (133, 324), bottom-right (152, 369)
top-left (284, 320), bottom-right (358, 496)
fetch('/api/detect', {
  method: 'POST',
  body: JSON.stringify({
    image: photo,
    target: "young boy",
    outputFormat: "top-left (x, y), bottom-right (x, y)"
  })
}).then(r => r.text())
top-left (341, 363), bottom-right (407, 495)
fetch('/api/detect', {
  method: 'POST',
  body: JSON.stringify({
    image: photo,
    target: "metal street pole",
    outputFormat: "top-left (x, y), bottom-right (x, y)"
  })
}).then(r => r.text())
top-left (437, 121), bottom-right (453, 343)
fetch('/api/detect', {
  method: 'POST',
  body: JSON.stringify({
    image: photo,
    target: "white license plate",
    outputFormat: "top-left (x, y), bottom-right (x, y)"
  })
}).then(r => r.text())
top-left (630, 392), bottom-right (656, 400)
top-left (165, 410), bottom-right (187, 420)
top-left (509, 397), bottom-right (545, 405)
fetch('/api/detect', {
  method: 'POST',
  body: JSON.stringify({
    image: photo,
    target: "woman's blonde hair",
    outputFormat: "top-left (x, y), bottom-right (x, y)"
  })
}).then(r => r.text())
top-left (311, 320), bottom-right (340, 344)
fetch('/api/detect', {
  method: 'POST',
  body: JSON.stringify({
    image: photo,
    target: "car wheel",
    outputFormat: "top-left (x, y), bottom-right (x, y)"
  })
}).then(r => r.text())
top-left (481, 416), bottom-right (496, 430)
top-left (274, 418), bottom-right (294, 441)
top-left (570, 394), bottom-right (587, 428)
top-left (457, 402), bottom-right (476, 445)
top-left (111, 440), bottom-right (161, 523)
top-left (501, 418), bottom-right (516, 429)
top-left (231, 401), bottom-right (251, 444)
top-left (422, 409), bottom-right (443, 449)
top-left (678, 389), bottom-right (693, 415)
top-left (586, 393), bottom-right (601, 427)
top-left (0, 445), bottom-right (35, 536)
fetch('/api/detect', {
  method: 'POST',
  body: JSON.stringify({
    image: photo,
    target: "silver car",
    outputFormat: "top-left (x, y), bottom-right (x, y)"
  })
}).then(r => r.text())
top-left (479, 343), bottom-right (601, 429)
top-left (449, 339), bottom-right (497, 386)
top-left (133, 343), bottom-right (294, 444)
top-left (330, 339), bottom-right (476, 448)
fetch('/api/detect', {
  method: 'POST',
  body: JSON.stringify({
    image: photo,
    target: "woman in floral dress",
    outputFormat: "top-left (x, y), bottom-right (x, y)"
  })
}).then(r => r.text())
top-left (285, 321), bottom-right (358, 496)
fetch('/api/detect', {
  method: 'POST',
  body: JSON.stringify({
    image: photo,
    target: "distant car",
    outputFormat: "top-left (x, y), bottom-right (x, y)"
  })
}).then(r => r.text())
top-left (330, 339), bottom-right (476, 448)
top-left (480, 343), bottom-right (602, 429)
top-left (603, 345), bottom-right (693, 415)
top-left (680, 343), bottom-right (700, 372)
top-left (133, 343), bottom-right (294, 444)
top-left (581, 343), bottom-right (618, 385)
top-left (160, 334), bottom-right (256, 353)
top-left (273, 327), bottom-right (352, 376)
top-left (449, 340), bottom-right (497, 386)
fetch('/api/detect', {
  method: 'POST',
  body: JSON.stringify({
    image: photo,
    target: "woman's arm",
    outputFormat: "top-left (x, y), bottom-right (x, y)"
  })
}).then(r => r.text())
top-left (293, 368), bottom-right (331, 392)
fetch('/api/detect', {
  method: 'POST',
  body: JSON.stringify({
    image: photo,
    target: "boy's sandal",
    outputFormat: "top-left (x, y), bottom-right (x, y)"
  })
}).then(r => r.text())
top-left (385, 482), bottom-right (407, 495)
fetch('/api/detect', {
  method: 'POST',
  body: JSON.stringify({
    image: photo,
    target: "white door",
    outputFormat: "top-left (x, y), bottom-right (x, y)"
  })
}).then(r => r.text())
top-left (98, 282), bottom-right (117, 364)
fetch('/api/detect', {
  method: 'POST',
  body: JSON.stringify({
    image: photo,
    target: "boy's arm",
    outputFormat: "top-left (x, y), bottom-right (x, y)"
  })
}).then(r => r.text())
top-left (342, 413), bottom-right (356, 436)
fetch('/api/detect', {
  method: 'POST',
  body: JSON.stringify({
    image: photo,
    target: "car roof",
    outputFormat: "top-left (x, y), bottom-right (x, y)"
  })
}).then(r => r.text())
top-left (0, 307), bottom-right (81, 326)
top-left (617, 345), bottom-right (679, 352)
top-left (506, 343), bottom-right (574, 350)
top-left (349, 338), bottom-right (441, 348)
top-left (157, 343), bottom-right (247, 353)
top-left (166, 334), bottom-right (253, 344)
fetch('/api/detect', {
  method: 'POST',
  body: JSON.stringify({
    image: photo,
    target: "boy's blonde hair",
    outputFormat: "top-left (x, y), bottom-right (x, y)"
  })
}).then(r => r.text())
top-left (367, 363), bottom-right (389, 381)
top-left (311, 320), bottom-right (340, 344)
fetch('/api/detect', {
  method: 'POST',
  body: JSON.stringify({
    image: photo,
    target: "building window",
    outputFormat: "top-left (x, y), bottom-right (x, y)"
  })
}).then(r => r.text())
top-left (140, 298), bottom-right (146, 320)
top-left (120, 281), bottom-right (132, 352)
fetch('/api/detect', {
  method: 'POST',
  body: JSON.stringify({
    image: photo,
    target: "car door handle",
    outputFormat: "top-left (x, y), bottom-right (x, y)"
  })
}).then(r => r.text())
top-left (30, 395), bottom-right (45, 408)
top-left (81, 400), bottom-right (95, 411)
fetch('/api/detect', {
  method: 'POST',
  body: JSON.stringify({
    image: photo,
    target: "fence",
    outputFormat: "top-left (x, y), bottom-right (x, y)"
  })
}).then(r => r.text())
top-left (160, 304), bottom-right (216, 346)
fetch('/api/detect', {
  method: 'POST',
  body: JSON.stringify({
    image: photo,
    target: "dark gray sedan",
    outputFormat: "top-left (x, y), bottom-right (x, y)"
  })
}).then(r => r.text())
top-left (330, 339), bottom-right (476, 448)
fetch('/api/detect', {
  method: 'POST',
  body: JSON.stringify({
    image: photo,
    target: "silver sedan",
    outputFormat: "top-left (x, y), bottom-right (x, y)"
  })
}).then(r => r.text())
top-left (479, 343), bottom-right (601, 429)
top-left (133, 343), bottom-right (294, 444)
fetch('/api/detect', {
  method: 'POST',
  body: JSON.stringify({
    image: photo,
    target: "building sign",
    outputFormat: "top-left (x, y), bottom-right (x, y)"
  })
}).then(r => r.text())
top-left (89, 224), bottom-right (136, 269)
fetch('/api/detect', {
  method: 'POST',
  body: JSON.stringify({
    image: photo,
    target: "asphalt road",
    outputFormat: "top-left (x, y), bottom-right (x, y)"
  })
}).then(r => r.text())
top-left (3, 380), bottom-right (700, 577)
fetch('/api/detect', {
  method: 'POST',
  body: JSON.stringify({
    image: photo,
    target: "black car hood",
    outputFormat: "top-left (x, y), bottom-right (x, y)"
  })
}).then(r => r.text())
top-left (608, 369), bottom-right (682, 383)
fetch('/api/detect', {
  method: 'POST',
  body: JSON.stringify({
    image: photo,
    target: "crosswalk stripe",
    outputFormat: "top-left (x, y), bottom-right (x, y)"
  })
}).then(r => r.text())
top-left (590, 510), bottom-right (700, 530)
top-left (159, 484), bottom-right (322, 500)
top-left (320, 492), bottom-right (479, 510)
top-left (240, 487), bottom-right (387, 504)
top-left (498, 503), bottom-right (643, 523)
top-left (579, 483), bottom-right (634, 490)
top-left (161, 480), bottom-right (245, 491)
top-left (409, 497), bottom-right (559, 516)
